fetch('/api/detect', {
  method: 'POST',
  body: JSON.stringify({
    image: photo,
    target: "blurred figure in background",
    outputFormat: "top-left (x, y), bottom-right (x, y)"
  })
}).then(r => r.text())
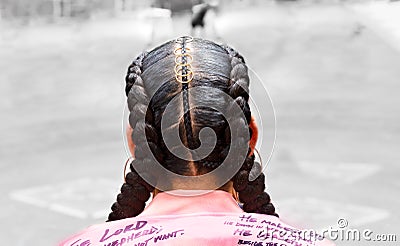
top-left (191, 0), bottom-right (220, 38)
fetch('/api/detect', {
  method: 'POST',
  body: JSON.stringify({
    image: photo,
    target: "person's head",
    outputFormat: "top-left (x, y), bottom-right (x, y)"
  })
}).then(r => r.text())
top-left (108, 37), bottom-right (277, 221)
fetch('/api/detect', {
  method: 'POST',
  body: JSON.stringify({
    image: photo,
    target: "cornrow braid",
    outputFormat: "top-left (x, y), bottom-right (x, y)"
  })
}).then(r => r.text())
top-left (108, 52), bottom-right (161, 221)
top-left (222, 45), bottom-right (278, 217)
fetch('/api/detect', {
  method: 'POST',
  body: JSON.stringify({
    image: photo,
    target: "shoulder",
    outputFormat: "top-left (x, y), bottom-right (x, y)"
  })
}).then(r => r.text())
top-left (59, 212), bottom-right (335, 246)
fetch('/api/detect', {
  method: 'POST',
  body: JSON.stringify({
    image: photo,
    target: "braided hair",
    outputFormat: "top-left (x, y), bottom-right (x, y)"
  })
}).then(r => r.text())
top-left (223, 46), bottom-right (278, 216)
top-left (107, 38), bottom-right (277, 221)
top-left (108, 52), bottom-right (156, 221)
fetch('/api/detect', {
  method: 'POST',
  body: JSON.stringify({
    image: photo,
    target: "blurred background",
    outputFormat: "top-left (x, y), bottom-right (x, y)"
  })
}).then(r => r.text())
top-left (1, 0), bottom-right (399, 245)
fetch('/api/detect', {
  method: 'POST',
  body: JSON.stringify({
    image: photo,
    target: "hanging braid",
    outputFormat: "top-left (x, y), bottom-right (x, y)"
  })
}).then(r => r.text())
top-left (222, 45), bottom-right (279, 217)
top-left (108, 52), bottom-right (161, 221)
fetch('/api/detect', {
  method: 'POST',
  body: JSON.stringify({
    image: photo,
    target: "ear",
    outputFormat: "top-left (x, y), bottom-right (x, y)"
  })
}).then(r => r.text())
top-left (127, 125), bottom-right (136, 157)
top-left (249, 116), bottom-right (258, 156)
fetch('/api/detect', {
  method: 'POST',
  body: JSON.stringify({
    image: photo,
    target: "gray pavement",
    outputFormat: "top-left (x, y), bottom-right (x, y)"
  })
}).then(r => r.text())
top-left (1, 1), bottom-right (399, 245)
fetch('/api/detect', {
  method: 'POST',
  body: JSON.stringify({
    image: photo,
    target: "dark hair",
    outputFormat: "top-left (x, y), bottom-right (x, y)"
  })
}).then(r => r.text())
top-left (107, 38), bottom-right (278, 221)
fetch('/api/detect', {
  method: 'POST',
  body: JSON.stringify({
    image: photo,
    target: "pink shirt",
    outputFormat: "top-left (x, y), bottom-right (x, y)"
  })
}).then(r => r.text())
top-left (59, 190), bottom-right (334, 246)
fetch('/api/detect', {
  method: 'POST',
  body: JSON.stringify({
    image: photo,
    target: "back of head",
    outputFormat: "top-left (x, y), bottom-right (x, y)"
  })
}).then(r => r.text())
top-left (108, 37), bottom-right (277, 221)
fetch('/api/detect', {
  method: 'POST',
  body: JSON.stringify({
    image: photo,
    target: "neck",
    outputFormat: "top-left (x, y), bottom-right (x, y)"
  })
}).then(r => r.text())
top-left (141, 189), bottom-right (243, 216)
top-left (152, 181), bottom-right (235, 198)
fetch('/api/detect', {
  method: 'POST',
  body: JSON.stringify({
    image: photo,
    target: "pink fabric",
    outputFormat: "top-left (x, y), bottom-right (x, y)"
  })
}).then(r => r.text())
top-left (59, 191), bottom-right (335, 246)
